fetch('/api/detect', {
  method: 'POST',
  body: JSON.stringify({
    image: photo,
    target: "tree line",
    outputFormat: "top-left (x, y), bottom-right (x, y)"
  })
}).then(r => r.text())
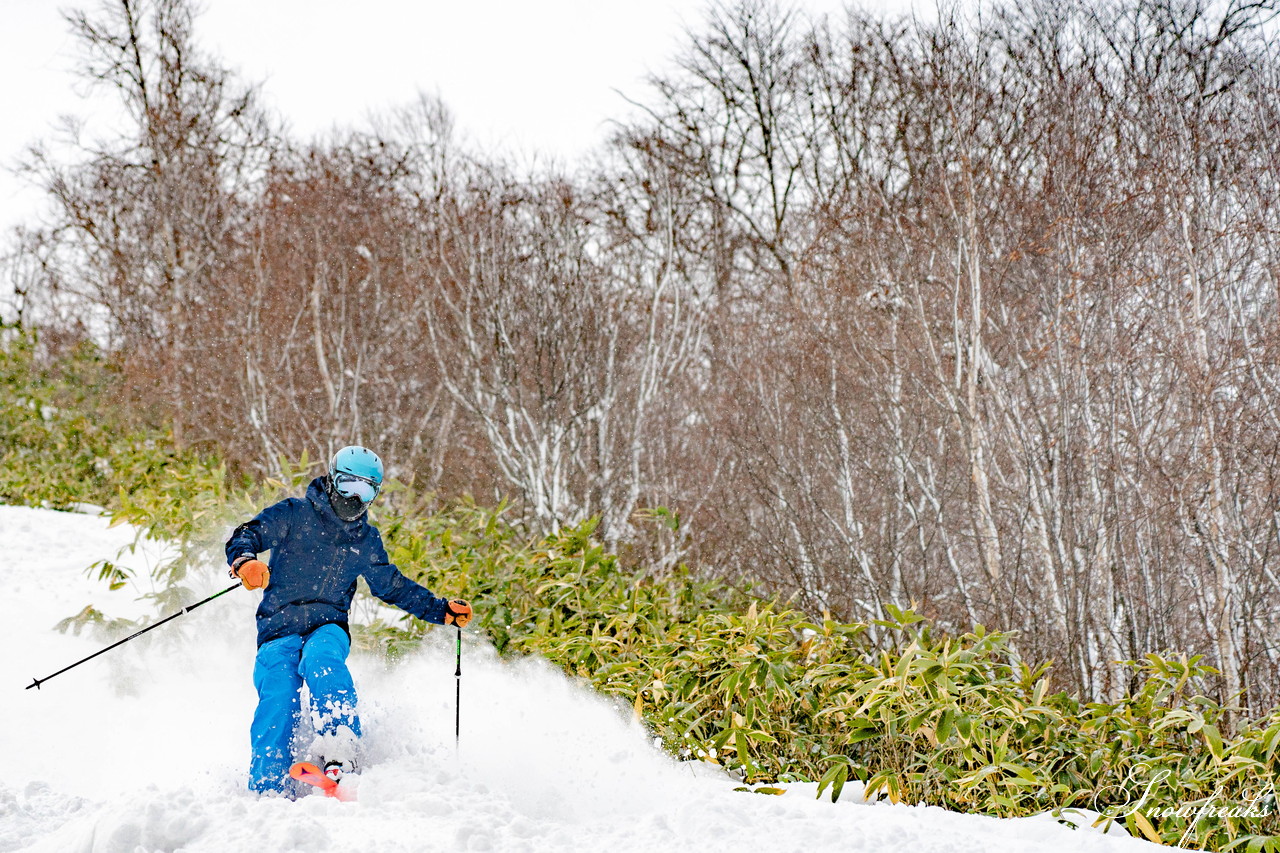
top-left (6, 0), bottom-right (1280, 713)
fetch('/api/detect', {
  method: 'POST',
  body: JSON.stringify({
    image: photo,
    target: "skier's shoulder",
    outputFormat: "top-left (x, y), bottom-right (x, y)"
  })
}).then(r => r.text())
top-left (355, 518), bottom-right (390, 563)
top-left (264, 494), bottom-right (308, 513)
top-left (360, 518), bottom-right (389, 548)
top-left (250, 494), bottom-right (309, 526)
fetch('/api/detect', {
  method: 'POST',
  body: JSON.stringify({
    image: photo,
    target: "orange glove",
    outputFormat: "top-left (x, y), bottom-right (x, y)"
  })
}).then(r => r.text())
top-left (230, 556), bottom-right (270, 590)
top-left (444, 599), bottom-right (472, 627)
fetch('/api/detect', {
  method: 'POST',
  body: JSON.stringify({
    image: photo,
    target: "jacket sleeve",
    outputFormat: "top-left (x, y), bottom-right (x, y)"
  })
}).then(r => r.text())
top-left (224, 499), bottom-right (294, 565)
top-left (362, 530), bottom-right (450, 625)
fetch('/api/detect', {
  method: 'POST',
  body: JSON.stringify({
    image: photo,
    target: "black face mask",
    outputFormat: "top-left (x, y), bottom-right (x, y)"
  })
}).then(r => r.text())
top-left (328, 479), bottom-right (369, 521)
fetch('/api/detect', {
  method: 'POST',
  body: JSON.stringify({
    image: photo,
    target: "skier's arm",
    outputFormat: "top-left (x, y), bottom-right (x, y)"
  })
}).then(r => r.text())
top-left (362, 534), bottom-right (451, 625)
top-left (224, 499), bottom-right (293, 565)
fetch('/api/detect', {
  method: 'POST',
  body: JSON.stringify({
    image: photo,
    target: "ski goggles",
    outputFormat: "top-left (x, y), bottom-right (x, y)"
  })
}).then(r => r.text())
top-left (333, 471), bottom-right (380, 503)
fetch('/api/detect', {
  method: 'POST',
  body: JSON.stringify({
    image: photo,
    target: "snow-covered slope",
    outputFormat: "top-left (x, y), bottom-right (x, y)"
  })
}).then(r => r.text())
top-left (3, 504), bottom-right (1167, 852)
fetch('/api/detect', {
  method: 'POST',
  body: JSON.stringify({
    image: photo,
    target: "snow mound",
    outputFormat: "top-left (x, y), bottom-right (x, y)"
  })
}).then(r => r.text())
top-left (3, 505), bottom-right (1166, 852)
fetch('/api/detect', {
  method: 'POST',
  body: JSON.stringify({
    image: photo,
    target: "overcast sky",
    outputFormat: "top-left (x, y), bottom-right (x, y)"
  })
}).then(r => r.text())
top-left (1, 0), bottom-right (920, 234)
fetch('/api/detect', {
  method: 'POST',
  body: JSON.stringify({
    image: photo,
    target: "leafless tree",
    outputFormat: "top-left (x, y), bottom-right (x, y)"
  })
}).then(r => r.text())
top-left (18, 0), bottom-right (273, 446)
top-left (15, 0), bottom-right (1280, 712)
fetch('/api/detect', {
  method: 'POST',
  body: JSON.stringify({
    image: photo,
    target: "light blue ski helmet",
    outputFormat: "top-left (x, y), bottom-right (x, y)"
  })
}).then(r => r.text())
top-left (328, 445), bottom-right (384, 505)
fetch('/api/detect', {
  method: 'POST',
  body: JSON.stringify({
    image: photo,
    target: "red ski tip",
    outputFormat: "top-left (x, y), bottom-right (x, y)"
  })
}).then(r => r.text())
top-left (289, 762), bottom-right (355, 801)
top-left (289, 761), bottom-right (335, 790)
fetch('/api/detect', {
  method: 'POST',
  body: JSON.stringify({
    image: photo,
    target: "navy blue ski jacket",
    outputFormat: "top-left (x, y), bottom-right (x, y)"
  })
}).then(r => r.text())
top-left (225, 476), bottom-right (449, 647)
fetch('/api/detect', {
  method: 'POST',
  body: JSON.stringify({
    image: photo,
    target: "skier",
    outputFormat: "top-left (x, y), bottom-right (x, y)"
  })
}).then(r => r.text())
top-left (225, 445), bottom-right (472, 797)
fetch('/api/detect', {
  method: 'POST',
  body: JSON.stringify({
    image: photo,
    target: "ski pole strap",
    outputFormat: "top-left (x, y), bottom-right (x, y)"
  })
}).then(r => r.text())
top-left (25, 582), bottom-right (241, 690)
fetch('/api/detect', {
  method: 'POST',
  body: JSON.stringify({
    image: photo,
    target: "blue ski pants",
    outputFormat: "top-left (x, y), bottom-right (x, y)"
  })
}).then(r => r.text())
top-left (249, 623), bottom-right (362, 794)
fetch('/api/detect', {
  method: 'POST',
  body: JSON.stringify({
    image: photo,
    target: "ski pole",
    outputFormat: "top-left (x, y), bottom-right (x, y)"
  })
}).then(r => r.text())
top-left (454, 625), bottom-right (462, 749)
top-left (25, 582), bottom-right (241, 690)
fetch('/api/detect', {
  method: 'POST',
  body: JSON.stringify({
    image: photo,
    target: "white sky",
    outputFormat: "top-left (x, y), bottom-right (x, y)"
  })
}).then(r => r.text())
top-left (0, 0), bottom-right (920, 235)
